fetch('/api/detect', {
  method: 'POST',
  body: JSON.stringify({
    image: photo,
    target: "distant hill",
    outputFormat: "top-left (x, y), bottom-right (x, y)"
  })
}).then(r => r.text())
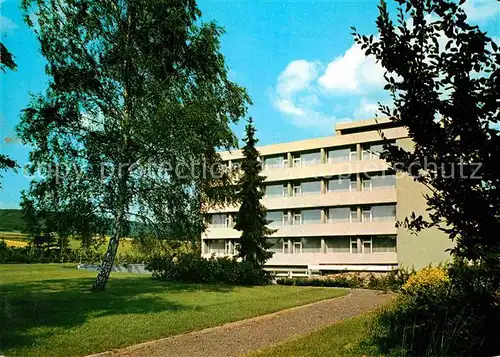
top-left (0, 208), bottom-right (145, 236)
top-left (0, 209), bottom-right (25, 232)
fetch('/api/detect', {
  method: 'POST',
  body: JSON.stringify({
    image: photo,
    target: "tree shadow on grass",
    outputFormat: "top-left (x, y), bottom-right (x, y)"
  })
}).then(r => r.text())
top-left (0, 274), bottom-right (236, 353)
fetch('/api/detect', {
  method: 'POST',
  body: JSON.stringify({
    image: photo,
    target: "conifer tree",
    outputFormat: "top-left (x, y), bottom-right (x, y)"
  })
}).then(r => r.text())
top-left (234, 118), bottom-right (275, 268)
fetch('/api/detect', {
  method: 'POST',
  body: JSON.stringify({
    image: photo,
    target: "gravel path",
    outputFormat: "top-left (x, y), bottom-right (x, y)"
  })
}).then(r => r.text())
top-left (89, 289), bottom-right (392, 357)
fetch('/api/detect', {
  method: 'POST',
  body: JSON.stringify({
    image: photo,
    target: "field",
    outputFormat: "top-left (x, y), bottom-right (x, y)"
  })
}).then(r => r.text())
top-left (0, 264), bottom-right (348, 357)
top-left (0, 231), bottom-right (135, 254)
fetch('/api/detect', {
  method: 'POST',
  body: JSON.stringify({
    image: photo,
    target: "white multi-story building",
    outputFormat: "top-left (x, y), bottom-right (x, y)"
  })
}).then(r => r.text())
top-left (201, 118), bottom-right (452, 276)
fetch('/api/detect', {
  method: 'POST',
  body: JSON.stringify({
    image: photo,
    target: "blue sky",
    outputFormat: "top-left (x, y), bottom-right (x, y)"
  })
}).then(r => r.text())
top-left (0, 0), bottom-right (499, 208)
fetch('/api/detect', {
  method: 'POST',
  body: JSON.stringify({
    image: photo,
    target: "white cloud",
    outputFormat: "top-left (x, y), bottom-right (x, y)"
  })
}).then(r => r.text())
top-left (318, 44), bottom-right (384, 93)
top-left (274, 98), bottom-right (304, 116)
top-left (354, 99), bottom-right (380, 119)
top-left (276, 60), bottom-right (320, 97)
top-left (461, 0), bottom-right (500, 23)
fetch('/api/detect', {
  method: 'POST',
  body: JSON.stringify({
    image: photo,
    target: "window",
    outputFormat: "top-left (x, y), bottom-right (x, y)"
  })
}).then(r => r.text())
top-left (362, 209), bottom-right (372, 222)
top-left (266, 211), bottom-right (283, 227)
top-left (283, 185), bottom-right (289, 197)
top-left (371, 173), bottom-right (396, 189)
top-left (300, 152), bottom-right (321, 166)
top-left (325, 237), bottom-right (350, 253)
top-left (301, 181), bottom-right (321, 196)
top-left (372, 205), bottom-right (396, 221)
top-left (302, 209), bottom-right (322, 224)
top-left (265, 184), bottom-right (286, 198)
top-left (208, 240), bottom-right (225, 254)
top-left (362, 179), bottom-right (372, 191)
top-left (301, 238), bottom-right (321, 253)
top-left (293, 213), bottom-right (302, 225)
top-left (349, 151), bottom-right (358, 161)
top-left (264, 156), bottom-right (284, 170)
top-left (328, 147), bottom-right (353, 163)
top-left (293, 241), bottom-right (302, 254)
top-left (293, 157), bottom-right (301, 167)
top-left (293, 185), bottom-right (301, 196)
top-left (350, 180), bottom-right (358, 191)
top-left (224, 240), bottom-right (232, 254)
top-left (373, 236), bottom-right (397, 252)
top-left (362, 238), bottom-right (373, 253)
top-left (350, 238), bottom-right (358, 253)
top-left (328, 177), bottom-right (351, 192)
top-left (328, 207), bottom-right (350, 223)
top-left (211, 214), bottom-right (228, 228)
top-left (267, 238), bottom-right (282, 253)
top-left (283, 214), bottom-right (291, 226)
top-left (283, 159), bottom-right (289, 168)
top-left (283, 241), bottom-right (289, 254)
top-left (233, 242), bottom-right (240, 254)
top-left (350, 209), bottom-right (359, 222)
top-left (362, 143), bottom-right (386, 160)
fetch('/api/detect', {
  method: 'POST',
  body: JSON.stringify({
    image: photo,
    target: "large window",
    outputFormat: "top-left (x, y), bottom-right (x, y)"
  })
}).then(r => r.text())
top-left (362, 142), bottom-right (391, 160)
top-left (266, 211), bottom-right (284, 227)
top-left (328, 146), bottom-right (356, 163)
top-left (372, 205), bottom-right (396, 221)
top-left (301, 238), bottom-right (322, 253)
top-left (265, 184), bottom-right (287, 198)
top-left (301, 181), bottom-right (321, 196)
top-left (208, 240), bottom-right (225, 254)
top-left (210, 214), bottom-right (229, 228)
top-left (362, 173), bottom-right (396, 190)
top-left (328, 176), bottom-right (355, 192)
top-left (264, 155), bottom-right (285, 170)
top-left (373, 236), bottom-right (397, 252)
top-left (302, 209), bottom-right (322, 224)
top-left (328, 207), bottom-right (354, 223)
top-left (267, 238), bottom-right (284, 254)
top-left (299, 151), bottom-right (322, 166)
top-left (325, 237), bottom-right (350, 253)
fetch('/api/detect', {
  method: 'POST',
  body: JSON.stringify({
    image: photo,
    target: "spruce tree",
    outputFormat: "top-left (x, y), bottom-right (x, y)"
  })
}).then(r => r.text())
top-left (234, 118), bottom-right (275, 268)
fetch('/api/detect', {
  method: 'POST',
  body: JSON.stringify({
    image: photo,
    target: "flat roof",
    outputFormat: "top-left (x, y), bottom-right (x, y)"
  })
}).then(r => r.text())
top-left (334, 117), bottom-right (392, 131)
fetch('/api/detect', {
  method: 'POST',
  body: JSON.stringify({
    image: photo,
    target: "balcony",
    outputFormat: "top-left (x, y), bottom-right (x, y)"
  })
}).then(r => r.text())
top-left (201, 252), bottom-right (398, 267)
top-left (262, 158), bottom-right (389, 183)
top-left (203, 220), bottom-right (397, 239)
top-left (207, 187), bottom-right (397, 213)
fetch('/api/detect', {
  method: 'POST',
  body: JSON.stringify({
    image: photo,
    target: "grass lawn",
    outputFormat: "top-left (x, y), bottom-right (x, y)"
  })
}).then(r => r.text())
top-left (0, 264), bottom-right (348, 357)
top-left (248, 314), bottom-right (378, 357)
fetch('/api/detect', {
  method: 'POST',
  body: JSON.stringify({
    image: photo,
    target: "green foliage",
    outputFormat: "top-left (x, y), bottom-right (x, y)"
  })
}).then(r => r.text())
top-left (277, 268), bottom-right (414, 292)
top-left (0, 209), bottom-right (25, 232)
top-left (147, 253), bottom-right (273, 285)
top-left (234, 118), bottom-right (275, 268)
top-left (369, 261), bottom-right (500, 356)
top-left (18, 0), bottom-right (250, 290)
top-left (0, 42), bottom-right (17, 72)
top-left (353, 0), bottom-right (500, 268)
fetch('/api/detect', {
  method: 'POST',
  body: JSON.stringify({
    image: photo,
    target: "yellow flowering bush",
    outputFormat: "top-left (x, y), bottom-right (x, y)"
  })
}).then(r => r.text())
top-left (402, 266), bottom-right (449, 296)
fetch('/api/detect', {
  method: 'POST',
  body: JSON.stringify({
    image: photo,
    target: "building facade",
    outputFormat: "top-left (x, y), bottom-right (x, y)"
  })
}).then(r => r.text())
top-left (201, 118), bottom-right (452, 276)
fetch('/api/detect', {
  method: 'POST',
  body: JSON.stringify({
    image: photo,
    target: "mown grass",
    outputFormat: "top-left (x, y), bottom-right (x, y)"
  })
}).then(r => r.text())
top-left (248, 314), bottom-right (378, 357)
top-left (0, 264), bottom-right (347, 357)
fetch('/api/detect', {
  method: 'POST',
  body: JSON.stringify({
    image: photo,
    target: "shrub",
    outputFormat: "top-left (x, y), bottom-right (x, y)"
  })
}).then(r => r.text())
top-left (277, 268), bottom-right (414, 292)
top-left (368, 262), bottom-right (500, 356)
top-left (401, 266), bottom-right (449, 296)
top-left (146, 253), bottom-right (273, 286)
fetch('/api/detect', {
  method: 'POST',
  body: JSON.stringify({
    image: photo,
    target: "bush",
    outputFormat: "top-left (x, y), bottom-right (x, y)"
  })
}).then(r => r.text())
top-left (277, 268), bottom-right (414, 292)
top-left (146, 253), bottom-right (273, 286)
top-left (368, 262), bottom-right (500, 356)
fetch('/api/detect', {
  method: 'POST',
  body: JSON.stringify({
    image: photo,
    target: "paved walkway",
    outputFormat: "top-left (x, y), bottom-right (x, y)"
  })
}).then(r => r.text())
top-left (89, 289), bottom-right (392, 357)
